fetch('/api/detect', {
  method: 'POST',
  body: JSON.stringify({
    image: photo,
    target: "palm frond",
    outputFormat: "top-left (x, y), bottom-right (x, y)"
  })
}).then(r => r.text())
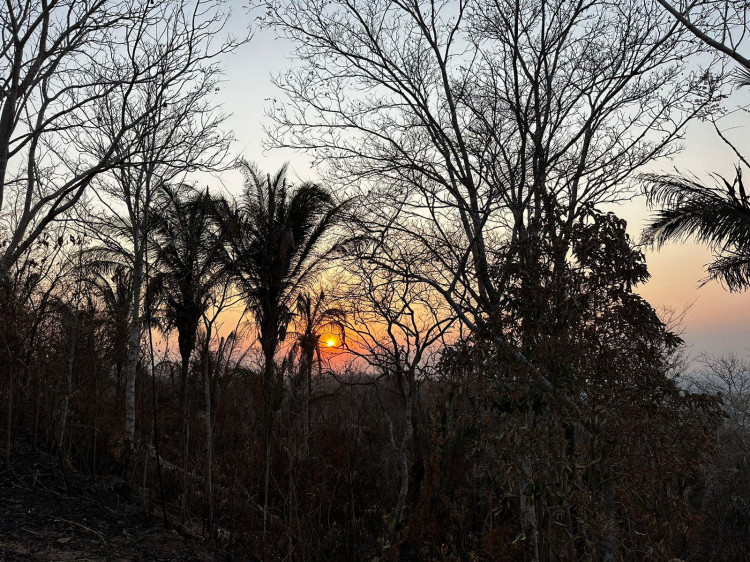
top-left (642, 169), bottom-right (750, 252)
top-left (643, 167), bottom-right (750, 291)
top-left (735, 66), bottom-right (750, 89)
top-left (704, 252), bottom-right (750, 292)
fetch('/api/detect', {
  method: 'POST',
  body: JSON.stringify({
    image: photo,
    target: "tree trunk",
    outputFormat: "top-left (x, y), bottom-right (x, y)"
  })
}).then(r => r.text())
top-left (564, 422), bottom-right (587, 559)
top-left (520, 456), bottom-right (540, 562)
top-left (203, 330), bottom-right (214, 540)
top-left (124, 244), bottom-right (143, 482)
top-left (262, 341), bottom-right (275, 545)
top-left (91, 355), bottom-right (98, 478)
top-left (145, 283), bottom-right (168, 529)
top-left (180, 346), bottom-right (191, 519)
top-left (59, 308), bottom-right (79, 458)
top-left (393, 393), bottom-right (413, 533)
top-left (303, 347), bottom-right (313, 458)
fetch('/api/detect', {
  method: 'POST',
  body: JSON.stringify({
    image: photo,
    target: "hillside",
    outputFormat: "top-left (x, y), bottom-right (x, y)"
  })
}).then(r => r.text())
top-left (0, 438), bottom-right (234, 562)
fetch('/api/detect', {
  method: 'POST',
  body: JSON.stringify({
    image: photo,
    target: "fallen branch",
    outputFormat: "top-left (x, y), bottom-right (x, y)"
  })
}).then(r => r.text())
top-left (53, 517), bottom-right (106, 544)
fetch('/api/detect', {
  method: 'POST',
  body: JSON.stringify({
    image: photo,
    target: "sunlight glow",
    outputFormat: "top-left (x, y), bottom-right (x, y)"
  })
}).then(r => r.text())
top-left (326, 339), bottom-right (335, 347)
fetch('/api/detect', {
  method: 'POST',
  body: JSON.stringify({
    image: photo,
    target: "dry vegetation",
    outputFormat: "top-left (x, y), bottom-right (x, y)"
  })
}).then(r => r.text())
top-left (2, 0), bottom-right (750, 560)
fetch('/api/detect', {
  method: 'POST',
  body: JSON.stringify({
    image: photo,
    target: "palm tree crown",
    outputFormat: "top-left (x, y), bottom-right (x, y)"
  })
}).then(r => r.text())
top-left (217, 161), bottom-right (346, 363)
top-left (290, 290), bottom-right (346, 376)
top-left (148, 184), bottom-right (225, 363)
top-left (642, 166), bottom-right (750, 291)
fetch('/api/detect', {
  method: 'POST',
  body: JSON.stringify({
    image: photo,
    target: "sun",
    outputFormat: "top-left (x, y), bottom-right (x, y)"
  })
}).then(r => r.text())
top-left (326, 339), bottom-right (335, 347)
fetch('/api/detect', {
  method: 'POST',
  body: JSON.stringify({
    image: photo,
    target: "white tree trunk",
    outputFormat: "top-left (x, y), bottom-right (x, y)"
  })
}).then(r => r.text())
top-left (59, 307), bottom-right (79, 457)
top-left (124, 242), bottom-right (143, 480)
top-left (393, 393), bottom-right (413, 532)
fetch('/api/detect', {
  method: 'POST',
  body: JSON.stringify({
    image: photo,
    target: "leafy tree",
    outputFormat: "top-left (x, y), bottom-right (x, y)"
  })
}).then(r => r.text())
top-left (424, 207), bottom-right (720, 560)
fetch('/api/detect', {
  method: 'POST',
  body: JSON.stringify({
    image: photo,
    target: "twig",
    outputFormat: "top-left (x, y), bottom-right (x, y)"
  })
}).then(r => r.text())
top-left (53, 517), bottom-right (106, 544)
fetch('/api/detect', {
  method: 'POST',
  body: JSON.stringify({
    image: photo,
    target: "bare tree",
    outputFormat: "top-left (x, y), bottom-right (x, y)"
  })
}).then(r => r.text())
top-left (0, 0), bottom-right (158, 279)
top-left (690, 353), bottom-right (750, 430)
top-left (687, 353), bottom-right (750, 560)
top-left (340, 246), bottom-right (454, 555)
top-left (261, 0), bottom-right (720, 338)
top-left (84, 0), bottom-right (242, 481)
top-left (655, 0), bottom-right (750, 73)
top-left (260, 1), bottom-right (722, 556)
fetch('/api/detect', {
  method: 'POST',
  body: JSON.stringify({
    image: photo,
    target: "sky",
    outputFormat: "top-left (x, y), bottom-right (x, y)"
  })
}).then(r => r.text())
top-left (209, 3), bottom-right (750, 359)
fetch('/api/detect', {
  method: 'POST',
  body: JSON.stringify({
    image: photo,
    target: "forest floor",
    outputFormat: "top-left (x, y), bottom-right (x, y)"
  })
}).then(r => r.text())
top-left (0, 436), bottom-right (235, 561)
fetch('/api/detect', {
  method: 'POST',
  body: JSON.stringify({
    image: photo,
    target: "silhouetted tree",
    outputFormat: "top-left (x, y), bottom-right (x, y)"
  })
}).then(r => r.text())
top-left (148, 184), bottom-right (225, 512)
top-left (643, 167), bottom-right (750, 290)
top-left (215, 161), bottom-right (346, 542)
top-left (643, 2), bottom-right (750, 293)
top-left (289, 290), bottom-right (345, 452)
top-left (0, 0), bottom-right (155, 278)
top-left (85, 0), bottom-right (240, 480)
top-left (656, 0), bottom-right (750, 78)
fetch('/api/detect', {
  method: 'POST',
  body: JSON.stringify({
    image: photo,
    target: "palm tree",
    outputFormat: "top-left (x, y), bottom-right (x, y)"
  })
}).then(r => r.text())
top-left (289, 290), bottom-right (346, 451)
top-left (215, 161), bottom-right (346, 540)
top-left (641, 26), bottom-right (750, 293)
top-left (147, 183), bottom-right (225, 511)
top-left (642, 166), bottom-right (750, 291)
top-left (87, 265), bottom-right (133, 395)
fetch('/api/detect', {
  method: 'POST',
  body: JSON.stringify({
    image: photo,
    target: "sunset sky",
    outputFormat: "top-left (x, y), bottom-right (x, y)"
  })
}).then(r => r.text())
top-left (213, 6), bottom-right (750, 358)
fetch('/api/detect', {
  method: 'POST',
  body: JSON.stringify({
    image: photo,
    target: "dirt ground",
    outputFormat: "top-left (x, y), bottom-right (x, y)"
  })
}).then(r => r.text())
top-left (0, 438), bottom-right (236, 561)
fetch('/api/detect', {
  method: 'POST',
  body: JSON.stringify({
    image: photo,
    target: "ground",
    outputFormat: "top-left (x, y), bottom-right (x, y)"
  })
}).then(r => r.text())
top-left (0, 437), bottom-right (235, 561)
